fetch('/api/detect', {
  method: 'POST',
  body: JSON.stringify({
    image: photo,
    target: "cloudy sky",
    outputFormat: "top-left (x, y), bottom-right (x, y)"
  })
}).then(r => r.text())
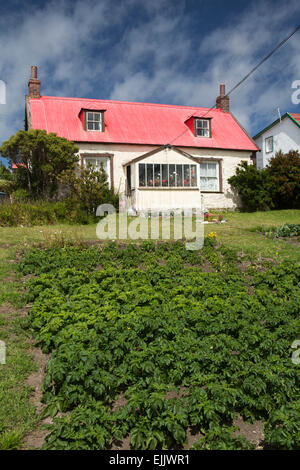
top-left (0, 0), bottom-right (299, 164)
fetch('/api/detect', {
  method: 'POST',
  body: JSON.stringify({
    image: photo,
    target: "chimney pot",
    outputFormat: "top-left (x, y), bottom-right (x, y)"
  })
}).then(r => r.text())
top-left (31, 65), bottom-right (38, 79)
top-left (220, 84), bottom-right (225, 96)
top-left (28, 65), bottom-right (40, 99)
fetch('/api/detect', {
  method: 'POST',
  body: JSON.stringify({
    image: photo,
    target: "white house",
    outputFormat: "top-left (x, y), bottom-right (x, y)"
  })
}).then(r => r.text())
top-left (25, 66), bottom-right (258, 212)
top-left (253, 112), bottom-right (300, 169)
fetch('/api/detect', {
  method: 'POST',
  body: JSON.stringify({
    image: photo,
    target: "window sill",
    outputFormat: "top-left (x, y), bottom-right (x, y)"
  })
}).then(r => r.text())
top-left (201, 191), bottom-right (223, 194)
top-left (138, 187), bottom-right (199, 190)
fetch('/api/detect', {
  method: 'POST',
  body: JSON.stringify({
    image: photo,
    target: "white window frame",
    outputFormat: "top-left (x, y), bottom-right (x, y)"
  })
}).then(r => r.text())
top-left (200, 161), bottom-right (220, 192)
top-left (138, 163), bottom-right (198, 188)
top-left (82, 156), bottom-right (111, 186)
top-left (265, 136), bottom-right (273, 154)
top-left (85, 111), bottom-right (103, 131)
top-left (195, 119), bottom-right (210, 137)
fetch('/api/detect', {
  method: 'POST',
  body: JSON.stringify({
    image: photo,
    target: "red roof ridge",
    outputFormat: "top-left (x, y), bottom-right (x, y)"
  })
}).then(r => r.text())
top-left (31, 95), bottom-right (222, 112)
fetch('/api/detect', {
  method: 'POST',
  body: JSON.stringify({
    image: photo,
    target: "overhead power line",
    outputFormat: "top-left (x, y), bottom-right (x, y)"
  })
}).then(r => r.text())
top-left (169, 23), bottom-right (300, 145)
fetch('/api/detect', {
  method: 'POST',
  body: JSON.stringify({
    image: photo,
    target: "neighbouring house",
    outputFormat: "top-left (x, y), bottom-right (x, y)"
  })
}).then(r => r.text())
top-left (253, 112), bottom-right (300, 169)
top-left (25, 66), bottom-right (258, 212)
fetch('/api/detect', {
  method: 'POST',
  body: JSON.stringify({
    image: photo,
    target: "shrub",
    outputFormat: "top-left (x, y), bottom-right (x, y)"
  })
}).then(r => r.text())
top-left (228, 161), bottom-right (273, 211)
top-left (59, 163), bottom-right (119, 216)
top-left (229, 150), bottom-right (300, 211)
top-left (10, 189), bottom-right (30, 202)
top-left (267, 150), bottom-right (300, 209)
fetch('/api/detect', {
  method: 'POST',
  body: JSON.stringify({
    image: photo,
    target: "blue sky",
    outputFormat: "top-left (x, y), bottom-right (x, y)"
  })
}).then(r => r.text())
top-left (0, 0), bottom-right (300, 165)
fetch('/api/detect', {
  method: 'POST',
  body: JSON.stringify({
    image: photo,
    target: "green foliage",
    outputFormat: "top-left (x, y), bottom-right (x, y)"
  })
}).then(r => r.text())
top-left (262, 223), bottom-right (300, 239)
top-left (264, 403), bottom-right (300, 450)
top-left (0, 199), bottom-right (97, 226)
top-left (190, 426), bottom-right (255, 450)
top-left (0, 163), bottom-right (13, 181)
top-left (229, 150), bottom-right (300, 211)
top-left (0, 129), bottom-right (79, 198)
top-left (228, 161), bottom-right (273, 211)
top-left (19, 241), bottom-right (300, 450)
top-left (267, 150), bottom-right (300, 209)
top-left (59, 163), bottom-right (119, 215)
top-left (10, 188), bottom-right (30, 202)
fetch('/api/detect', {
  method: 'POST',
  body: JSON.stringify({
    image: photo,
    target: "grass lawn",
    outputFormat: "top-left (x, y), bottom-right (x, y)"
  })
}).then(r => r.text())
top-left (0, 209), bottom-right (299, 450)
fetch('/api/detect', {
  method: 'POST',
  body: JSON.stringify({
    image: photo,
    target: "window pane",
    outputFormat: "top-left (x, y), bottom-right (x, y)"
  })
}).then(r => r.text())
top-left (154, 164), bottom-right (161, 186)
top-left (265, 137), bottom-right (273, 152)
top-left (196, 119), bottom-right (210, 137)
top-left (184, 165), bottom-right (191, 187)
top-left (176, 165), bottom-right (183, 186)
top-left (207, 163), bottom-right (217, 177)
top-left (87, 112), bottom-right (93, 121)
top-left (94, 121), bottom-right (101, 131)
top-left (87, 121), bottom-right (94, 130)
top-left (191, 165), bottom-right (197, 186)
top-left (200, 163), bottom-right (207, 176)
top-left (147, 164), bottom-right (153, 186)
top-left (169, 164), bottom-right (176, 187)
top-left (162, 164), bottom-right (168, 186)
top-left (94, 113), bottom-right (100, 121)
top-left (139, 164), bottom-right (145, 186)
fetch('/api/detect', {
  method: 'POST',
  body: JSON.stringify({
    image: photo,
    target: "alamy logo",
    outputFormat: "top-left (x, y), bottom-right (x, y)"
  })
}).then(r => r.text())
top-left (0, 340), bottom-right (6, 364)
top-left (291, 340), bottom-right (300, 365)
top-left (0, 80), bottom-right (6, 105)
top-left (291, 80), bottom-right (300, 105)
top-left (96, 204), bottom-right (204, 250)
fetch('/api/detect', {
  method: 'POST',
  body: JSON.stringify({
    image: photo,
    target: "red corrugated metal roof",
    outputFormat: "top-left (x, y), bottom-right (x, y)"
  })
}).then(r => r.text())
top-left (29, 96), bottom-right (258, 151)
top-left (290, 113), bottom-right (300, 124)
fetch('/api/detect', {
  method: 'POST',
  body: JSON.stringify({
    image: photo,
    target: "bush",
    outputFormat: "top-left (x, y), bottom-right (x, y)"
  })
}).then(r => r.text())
top-left (59, 163), bottom-right (119, 215)
top-left (228, 150), bottom-right (300, 211)
top-left (0, 199), bottom-right (98, 227)
top-left (228, 161), bottom-right (273, 211)
top-left (10, 189), bottom-right (30, 202)
top-left (267, 150), bottom-right (300, 209)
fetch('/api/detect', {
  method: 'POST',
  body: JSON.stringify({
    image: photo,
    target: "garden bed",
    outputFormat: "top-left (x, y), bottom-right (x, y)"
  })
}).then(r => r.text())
top-left (17, 240), bottom-right (300, 450)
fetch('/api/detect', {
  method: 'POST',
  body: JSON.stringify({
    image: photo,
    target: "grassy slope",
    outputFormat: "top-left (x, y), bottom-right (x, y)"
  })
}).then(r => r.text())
top-left (0, 245), bottom-right (37, 449)
top-left (0, 209), bottom-right (299, 449)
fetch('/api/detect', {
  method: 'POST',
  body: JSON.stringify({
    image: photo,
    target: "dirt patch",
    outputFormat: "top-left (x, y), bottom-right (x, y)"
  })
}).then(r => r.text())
top-left (165, 387), bottom-right (188, 400)
top-left (237, 261), bottom-right (252, 273)
top-left (233, 415), bottom-right (264, 448)
top-left (184, 427), bottom-right (203, 449)
top-left (0, 303), bottom-right (16, 317)
top-left (201, 262), bottom-right (214, 273)
top-left (157, 259), bottom-right (167, 266)
top-left (22, 345), bottom-right (51, 449)
top-left (111, 435), bottom-right (131, 451)
top-left (111, 393), bottom-right (128, 412)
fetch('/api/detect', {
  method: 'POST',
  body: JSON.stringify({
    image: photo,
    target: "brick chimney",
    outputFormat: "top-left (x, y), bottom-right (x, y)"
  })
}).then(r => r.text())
top-left (28, 65), bottom-right (40, 98)
top-left (216, 83), bottom-right (229, 112)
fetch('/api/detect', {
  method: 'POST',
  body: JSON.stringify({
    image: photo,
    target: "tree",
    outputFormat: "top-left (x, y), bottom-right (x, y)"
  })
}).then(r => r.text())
top-left (59, 163), bottom-right (118, 215)
top-left (0, 163), bottom-right (15, 195)
top-left (266, 150), bottom-right (300, 209)
top-left (0, 129), bottom-right (79, 198)
top-left (228, 161), bottom-right (274, 211)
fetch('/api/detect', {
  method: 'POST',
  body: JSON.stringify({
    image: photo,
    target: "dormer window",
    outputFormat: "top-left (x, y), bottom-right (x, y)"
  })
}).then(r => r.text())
top-left (195, 118), bottom-right (211, 137)
top-left (85, 111), bottom-right (104, 131)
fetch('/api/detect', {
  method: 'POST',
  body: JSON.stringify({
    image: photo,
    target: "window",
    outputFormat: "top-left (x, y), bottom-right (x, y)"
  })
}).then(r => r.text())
top-left (83, 157), bottom-right (109, 181)
top-left (195, 119), bottom-right (210, 137)
top-left (265, 136), bottom-right (273, 153)
top-left (139, 163), bottom-right (197, 188)
top-left (85, 111), bottom-right (103, 131)
top-left (200, 161), bottom-right (219, 191)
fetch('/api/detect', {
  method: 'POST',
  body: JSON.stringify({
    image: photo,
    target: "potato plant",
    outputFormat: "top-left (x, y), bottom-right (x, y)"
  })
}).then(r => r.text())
top-left (19, 241), bottom-right (300, 450)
